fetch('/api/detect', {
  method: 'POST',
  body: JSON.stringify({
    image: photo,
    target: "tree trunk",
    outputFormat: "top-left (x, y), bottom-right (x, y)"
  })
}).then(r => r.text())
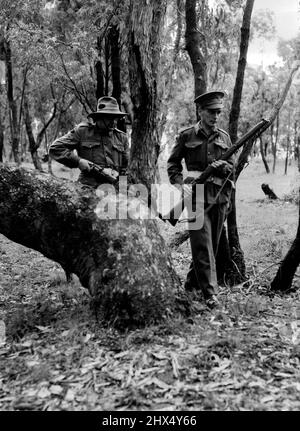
top-left (44, 130), bottom-right (53, 175)
top-left (285, 108), bottom-right (291, 175)
top-left (0, 111), bottom-right (4, 163)
top-left (228, 0), bottom-right (255, 144)
top-left (297, 137), bottom-right (300, 173)
top-left (0, 165), bottom-right (189, 328)
top-left (128, 0), bottom-right (167, 187)
top-left (110, 24), bottom-right (126, 133)
top-left (271, 114), bottom-right (280, 174)
top-left (104, 36), bottom-right (110, 96)
top-left (261, 183), bottom-right (278, 199)
top-left (216, 225), bottom-right (239, 285)
top-left (293, 120), bottom-right (298, 165)
top-left (284, 138), bottom-right (290, 175)
top-left (24, 89), bottom-right (57, 171)
top-left (157, 0), bottom-right (184, 146)
top-left (271, 130), bottom-right (277, 174)
top-left (4, 39), bottom-right (19, 164)
top-left (219, 0), bottom-right (254, 284)
top-left (260, 136), bottom-right (270, 173)
top-left (23, 94), bottom-right (43, 171)
top-left (271, 190), bottom-right (300, 291)
top-left (95, 58), bottom-right (105, 100)
top-left (185, 0), bottom-right (207, 103)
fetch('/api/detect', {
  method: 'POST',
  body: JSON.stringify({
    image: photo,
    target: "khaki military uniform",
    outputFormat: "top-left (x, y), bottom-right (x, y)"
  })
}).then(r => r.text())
top-left (167, 122), bottom-right (235, 298)
top-left (49, 122), bottom-right (129, 187)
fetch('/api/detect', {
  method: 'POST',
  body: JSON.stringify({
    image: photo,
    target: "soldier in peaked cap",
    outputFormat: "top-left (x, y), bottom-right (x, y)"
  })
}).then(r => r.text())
top-left (49, 96), bottom-right (129, 187)
top-left (167, 90), bottom-right (236, 309)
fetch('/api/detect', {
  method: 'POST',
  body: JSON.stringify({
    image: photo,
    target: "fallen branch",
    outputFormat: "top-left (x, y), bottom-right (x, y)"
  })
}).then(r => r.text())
top-left (261, 183), bottom-right (278, 200)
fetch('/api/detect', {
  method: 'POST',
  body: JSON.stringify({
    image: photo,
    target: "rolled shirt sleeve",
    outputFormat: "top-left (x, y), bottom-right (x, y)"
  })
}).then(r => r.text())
top-left (49, 126), bottom-right (82, 168)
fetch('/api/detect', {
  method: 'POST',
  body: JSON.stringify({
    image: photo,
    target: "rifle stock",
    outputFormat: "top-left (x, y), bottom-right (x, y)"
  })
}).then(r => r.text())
top-left (162, 119), bottom-right (270, 226)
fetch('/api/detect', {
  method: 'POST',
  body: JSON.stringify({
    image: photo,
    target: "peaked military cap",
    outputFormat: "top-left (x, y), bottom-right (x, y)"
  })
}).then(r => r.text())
top-left (194, 91), bottom-right (225, 109)
top-left (88, 96), bottom-right (128, 119)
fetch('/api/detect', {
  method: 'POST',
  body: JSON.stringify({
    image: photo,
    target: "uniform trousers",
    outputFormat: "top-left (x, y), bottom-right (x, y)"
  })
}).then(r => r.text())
top-left (185, 202), bottom-right (228, 299)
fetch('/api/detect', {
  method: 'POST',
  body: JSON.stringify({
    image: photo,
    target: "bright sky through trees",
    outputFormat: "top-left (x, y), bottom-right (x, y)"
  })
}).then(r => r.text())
top-left (248, 0), bottom-right (300, 66)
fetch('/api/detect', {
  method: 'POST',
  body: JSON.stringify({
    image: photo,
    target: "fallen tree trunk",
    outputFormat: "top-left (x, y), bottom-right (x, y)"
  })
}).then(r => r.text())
top-left (261, 183), bottom-right (278, 200)
top-left (0, 165), bottom-right (189, 328)
top-left (271, 190), bottom-right (300, 292)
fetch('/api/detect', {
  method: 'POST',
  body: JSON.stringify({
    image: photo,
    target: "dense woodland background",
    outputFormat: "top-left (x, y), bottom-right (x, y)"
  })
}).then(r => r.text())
top-left (0, 0), bottom-right (300, 172)
top-left (1, 0), bottom-right (300, 411)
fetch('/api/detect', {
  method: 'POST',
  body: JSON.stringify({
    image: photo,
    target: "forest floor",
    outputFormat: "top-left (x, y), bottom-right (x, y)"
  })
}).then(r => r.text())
top-left (0, 159), bottom-right (300, 411)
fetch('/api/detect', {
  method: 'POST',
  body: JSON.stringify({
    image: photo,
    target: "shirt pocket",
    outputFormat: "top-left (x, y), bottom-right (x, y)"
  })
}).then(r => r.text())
top-left (79, 141), bottom-right (102, 162)
top-left (214, 139), bottom-right (229, 158)
top-left (184, 141), bottom-right (204, 165)
top-left (214, 138), bottom-right (229, 150)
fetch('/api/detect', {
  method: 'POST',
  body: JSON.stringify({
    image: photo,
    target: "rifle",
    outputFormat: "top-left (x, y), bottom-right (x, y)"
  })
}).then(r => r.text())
top-left (161, 118), bottom-right (270, 226)
top-left (88, 163), bottom-right (119, 185)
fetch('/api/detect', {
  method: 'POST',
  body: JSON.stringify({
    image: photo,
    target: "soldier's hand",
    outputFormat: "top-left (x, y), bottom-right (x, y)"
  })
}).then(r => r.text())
top-left (78, 158), bottom-right (92, 172)
top-left (211, 160), bottom-right (232, 174)
top-left (102, 168), bottom-right (119, 180)
top-left (100, 168), bottom-right (119, 183)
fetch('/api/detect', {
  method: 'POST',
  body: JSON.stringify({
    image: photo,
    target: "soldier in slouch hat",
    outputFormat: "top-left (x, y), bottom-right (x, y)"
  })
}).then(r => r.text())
top-left (50, 96), bottom-right (129, 188)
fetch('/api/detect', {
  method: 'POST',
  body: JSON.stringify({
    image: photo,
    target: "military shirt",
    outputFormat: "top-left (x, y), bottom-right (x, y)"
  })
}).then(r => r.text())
top-left (167, 122), bottom-right (235, 204)
top-left (49, 121), bottom-right (129, 186)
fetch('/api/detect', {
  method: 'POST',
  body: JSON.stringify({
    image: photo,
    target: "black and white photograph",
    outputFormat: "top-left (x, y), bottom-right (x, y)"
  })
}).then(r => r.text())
top-left (0, 0), bottom-right (300, 415)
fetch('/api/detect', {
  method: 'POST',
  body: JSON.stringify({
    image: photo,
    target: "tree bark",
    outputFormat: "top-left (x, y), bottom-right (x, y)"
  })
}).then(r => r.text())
top-left (228, 0), bottom-right (255, 144)
top-left (0, 165), bottom-right (189, 328)
top-left (284, 138), bottom-right (290, 175)
top-left (297, 136), bottom-right (300, 173)
top-left (44, 130), bottom-right (53, 175)
top-left (285, 108), bottom-right (291, 175)
top-left (216, 225), bottom-right (238, 285)
top-left (4, 39), bottom-right (19, 164)
top-left (0, 129), bottom-right (3, 162)
top-left (104, 35), bottom-right (110, 96)
top-left (110, 24), bottom-right (126, 132)
top-left (226, 189), bottom-right (247, 283)
top-left (271, 190), bottom-right (300, 291)
top-left (185, 0), bottom-right (207, 103)
top-left (95, 34), bottom-right (105, 101)
top-left (157, 0), bottom-right (184, 146)
top-left (23, 94), bottom-right (43, 171)
top-left (95, 58), bottom-right (105, 100)
top-left (271, 114), bottom-right (280, 173)
top-left (128, 0), bottom-right (167, 187)
top-left (23, 91), bottom-right (57, 171)
top-left (0, 102), bottom-right (4, 163)
top-left (259, 136), bottom-right (270, 173)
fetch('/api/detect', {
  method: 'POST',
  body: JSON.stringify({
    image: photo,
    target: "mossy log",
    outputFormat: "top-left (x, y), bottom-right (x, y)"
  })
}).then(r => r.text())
top-left (0, 165), bottom-right (190, 327)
